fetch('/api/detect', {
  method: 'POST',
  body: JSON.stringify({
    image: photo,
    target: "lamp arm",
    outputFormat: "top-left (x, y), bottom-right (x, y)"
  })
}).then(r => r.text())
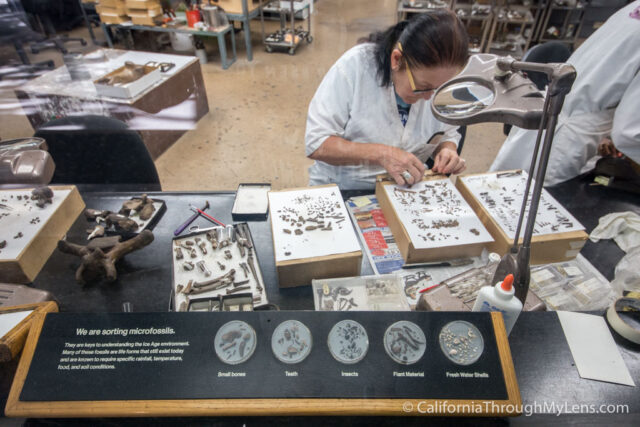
top-left (498, 58), bottom-right (576, 98)
top-left (511, 94), bottom-right (552, 249)
top-left (494, 61), bottom-right (576, 303)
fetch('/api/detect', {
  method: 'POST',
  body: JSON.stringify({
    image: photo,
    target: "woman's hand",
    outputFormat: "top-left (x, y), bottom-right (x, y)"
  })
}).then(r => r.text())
top-left (376, 145), bottom-right (426, 186)
top-left (597, 137), bottom-right (620, 158)
top-left (432, 141), bottom-right (466, 175)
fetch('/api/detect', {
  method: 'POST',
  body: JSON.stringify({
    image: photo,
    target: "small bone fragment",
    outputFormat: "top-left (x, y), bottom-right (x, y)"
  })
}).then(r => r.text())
top-left (206, 230), bottom-right (219, 249)
top-left (139, 200), bottom-right (155, 221)
top-left (31, 186), bottom-right (53, 208)
top-left (84, 209), bottom-right (110, 221)
top-left (197, 260), bottom-right (212, 277)
top-left (226, 285), bottom-right (251, 294)
top-left (195, 237), bottom-right (207, 255)
top-left (87, 225), bottom-right (105, 240)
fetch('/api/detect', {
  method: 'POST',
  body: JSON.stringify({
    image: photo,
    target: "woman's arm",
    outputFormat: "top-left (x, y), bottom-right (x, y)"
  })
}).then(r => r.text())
top-left (309, 136), bottom-right (426, 185)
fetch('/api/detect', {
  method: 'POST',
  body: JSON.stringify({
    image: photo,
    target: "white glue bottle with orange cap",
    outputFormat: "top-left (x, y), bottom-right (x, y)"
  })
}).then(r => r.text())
top-left (472, 274), bottom-right (523, 335)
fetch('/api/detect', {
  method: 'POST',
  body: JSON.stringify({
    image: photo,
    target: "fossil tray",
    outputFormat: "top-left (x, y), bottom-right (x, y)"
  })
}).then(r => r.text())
top-left (455, 170), bottom-right (588, 264)
top-left (103, 197), bottom-right (166, 240)
top-left (171, 224), bottom-right (268, 310)
top-left (0, 186), bottom-right (85, 283)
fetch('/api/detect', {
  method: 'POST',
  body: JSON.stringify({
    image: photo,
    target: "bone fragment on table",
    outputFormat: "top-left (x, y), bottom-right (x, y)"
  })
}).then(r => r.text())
top-left (31, 186), bottom-right (53, 208)
top-left (57, 230), bottom-right (154, 284)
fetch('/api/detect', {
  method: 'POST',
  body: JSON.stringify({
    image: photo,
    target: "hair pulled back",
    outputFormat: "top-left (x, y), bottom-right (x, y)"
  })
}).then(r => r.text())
top-left (371, 10), bottom-right (469, 87)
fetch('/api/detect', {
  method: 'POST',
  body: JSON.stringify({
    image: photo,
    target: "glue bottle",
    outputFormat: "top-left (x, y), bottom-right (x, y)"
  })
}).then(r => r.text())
top-left (472, 274), bottom-right (523, 335)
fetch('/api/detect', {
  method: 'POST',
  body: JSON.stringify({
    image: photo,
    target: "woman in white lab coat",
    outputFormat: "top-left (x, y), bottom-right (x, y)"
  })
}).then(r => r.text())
top-left (305, 10), bottom-right (469, 190)
top-left (490, 0), bottom-right (640, 186)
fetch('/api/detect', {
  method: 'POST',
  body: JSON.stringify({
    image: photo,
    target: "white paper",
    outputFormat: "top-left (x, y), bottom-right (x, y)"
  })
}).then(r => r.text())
top-left (268, 186), bottom-right (361, 262)
top-left (557, 311), bottom-right (635, 387)
top-left (461, 171), bottom-right (584, 238)
top-left (0, 188), bottom-right (72, 260)
top-left (382, 179), bottom-right (493, 250)
top-left (0, 310), bottom-right (33, 338)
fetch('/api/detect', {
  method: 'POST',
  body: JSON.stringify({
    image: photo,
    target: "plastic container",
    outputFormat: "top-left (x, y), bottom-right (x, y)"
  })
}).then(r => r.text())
top-left (186, 10), bottom-right (201, 27)
top-left (312, 274), bottom-right (410, 311)
top-left (472, 274), bottom-right (523, 335)
top-left (170, 32), bottom-right (194, 52)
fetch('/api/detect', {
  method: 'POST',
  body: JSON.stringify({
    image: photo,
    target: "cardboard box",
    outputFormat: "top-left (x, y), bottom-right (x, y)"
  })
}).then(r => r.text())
top-left (129, 11), bottom-right (163, 26)
top-left (125, 0), bottom-right (160, 9)
top-left (94, 63), bottom-right (161, 99)
top-left (0, 186), bottom-right (85, 284)
top-left (268, 184), bottom-right (362, 288)
top-left (99, 12), bottom-right (129, 24)
top-left (455, 171), bottom-right (588, 265)
top-left (417, 283), bottom-right (546, 312)
top-left (126, 5), bottom-right (162, 17)
top-left (215, 0), bottom-right (262, 14)
top-left (375, 174), bottom-right (494, 264)
top-left (98, 0), bottom-right (125, 8)
top-left (96, 4), bottom-right (127, 15)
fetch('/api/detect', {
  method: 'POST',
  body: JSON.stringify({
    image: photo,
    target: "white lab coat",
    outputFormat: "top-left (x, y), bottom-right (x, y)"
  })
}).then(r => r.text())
top-left (305, 43), bottom-right (460, 190)
top-left (490, 1), bottom-right (640, 186)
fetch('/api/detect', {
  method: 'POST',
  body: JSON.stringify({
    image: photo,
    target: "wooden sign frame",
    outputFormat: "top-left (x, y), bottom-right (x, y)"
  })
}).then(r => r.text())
top-left (0, 301), bottom-right (58, 362)
top-left (5, 312), bottom-right (520, 417)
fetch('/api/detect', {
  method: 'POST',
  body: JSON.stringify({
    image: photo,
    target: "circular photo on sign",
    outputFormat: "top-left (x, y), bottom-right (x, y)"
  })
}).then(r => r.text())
top-left (271, 319), bottom-right (312, 364)
top-left (214, 320), bottom-right (257, 365)
top-left (383, 320), bottom-right (426, 365)
top-left (439, 320), bottom-right (484, 366)
top-left (327, 319), bottom-right (369, 364)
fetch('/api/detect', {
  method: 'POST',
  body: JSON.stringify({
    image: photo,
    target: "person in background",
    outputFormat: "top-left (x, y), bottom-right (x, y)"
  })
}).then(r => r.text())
top-left (490, 0), bottom-right (640, 186)
top-left (305, 10), bottom-right (469, 190)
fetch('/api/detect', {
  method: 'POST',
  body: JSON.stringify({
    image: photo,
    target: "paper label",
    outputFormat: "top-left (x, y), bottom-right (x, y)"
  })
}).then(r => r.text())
top-left (532, 269), bottom-right (555, 283)
top-left (564, 249), bottom-right (581, 258)
top-left (570, 240), bottom-right (586, 249)
top-left (351, 196), bottom-right (373, 208)
top-left (564, 266), bottom-right (582, 277)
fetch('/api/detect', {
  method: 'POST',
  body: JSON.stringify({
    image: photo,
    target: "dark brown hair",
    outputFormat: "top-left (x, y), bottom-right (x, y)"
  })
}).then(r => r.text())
top-left (371, 10), bottom-right (469, 87)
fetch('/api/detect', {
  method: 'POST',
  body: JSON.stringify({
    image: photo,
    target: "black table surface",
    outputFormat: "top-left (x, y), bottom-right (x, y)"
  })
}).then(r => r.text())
top-left (3, 176), bottom-right (640, 425)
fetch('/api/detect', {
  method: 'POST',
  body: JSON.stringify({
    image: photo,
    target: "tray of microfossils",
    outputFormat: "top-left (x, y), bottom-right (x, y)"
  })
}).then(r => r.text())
top-left (171, 223), bottom-right (268, 311)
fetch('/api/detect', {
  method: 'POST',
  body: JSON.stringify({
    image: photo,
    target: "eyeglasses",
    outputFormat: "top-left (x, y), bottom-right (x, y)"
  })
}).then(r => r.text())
top-left (397, 43), bottom-right (437, 95)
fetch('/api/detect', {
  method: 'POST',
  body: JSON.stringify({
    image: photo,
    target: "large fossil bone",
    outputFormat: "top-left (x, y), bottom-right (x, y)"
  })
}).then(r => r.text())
top-left (57, 230), bottom-right (154, 284)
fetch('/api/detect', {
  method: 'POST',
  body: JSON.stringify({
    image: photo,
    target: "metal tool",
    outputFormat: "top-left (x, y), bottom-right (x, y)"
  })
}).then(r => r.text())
top-left (402, 258), bottom-right (473, 269)
top-left (174, 201), bottom-right (209, 236)
top-left (189, 204), bottom-right (225, 227)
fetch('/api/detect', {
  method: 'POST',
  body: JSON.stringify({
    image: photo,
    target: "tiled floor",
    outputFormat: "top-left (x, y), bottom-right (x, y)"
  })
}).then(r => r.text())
top-left (0, 0), bottom-right (506, 191)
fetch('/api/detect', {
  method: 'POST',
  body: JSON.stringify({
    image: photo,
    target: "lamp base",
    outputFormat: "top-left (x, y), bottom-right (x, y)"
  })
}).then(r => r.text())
top-left (491, 246), bottom-right (530, 304)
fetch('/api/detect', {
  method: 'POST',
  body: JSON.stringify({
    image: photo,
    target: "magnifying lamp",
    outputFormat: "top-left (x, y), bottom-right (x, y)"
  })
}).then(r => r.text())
top-left (431, 54), bottom-right (577, 304)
